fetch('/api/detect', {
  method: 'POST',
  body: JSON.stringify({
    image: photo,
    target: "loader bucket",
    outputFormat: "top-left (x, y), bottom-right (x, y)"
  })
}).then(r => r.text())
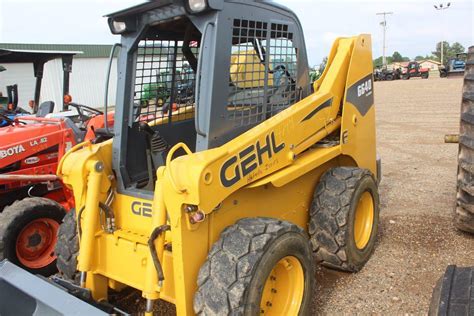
top-left (0, 260), bottom-right (106, 316)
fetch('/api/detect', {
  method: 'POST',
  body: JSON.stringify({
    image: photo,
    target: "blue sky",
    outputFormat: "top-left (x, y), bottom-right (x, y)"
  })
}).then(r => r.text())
top-left (0, 0), bottom-right (472, 65)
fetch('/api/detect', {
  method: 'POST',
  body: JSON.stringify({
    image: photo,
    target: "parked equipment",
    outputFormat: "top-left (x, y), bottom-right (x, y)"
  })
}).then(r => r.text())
top-left (439, 53), bottom-right (467, 78)
top-left (0, 49), bottom-right (78, 126)
top-left (402, 61), bottom-right (430, 79)
top-left (429, 46), bottom-right (474, 315)
top-left (0, 103), bottom-right (112, 276)
top-left (0, 1), bottom-right (381, 315)
top-left (374, 67), bottom-right (401, 81)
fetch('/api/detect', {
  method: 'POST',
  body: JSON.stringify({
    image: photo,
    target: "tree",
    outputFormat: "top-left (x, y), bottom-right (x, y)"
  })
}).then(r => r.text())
top-left (392, 51), bottom-right (404, 62)
top-left (432, 42), bottom-right (465, 64)
top-left (415, 55), bottom-right (424, 61)
top-left (373, 56), bottom-right (393, 68)
top-left (451, 42), bottom-right (466, 55)
top-left (432, 42), bottom-right (450, 63)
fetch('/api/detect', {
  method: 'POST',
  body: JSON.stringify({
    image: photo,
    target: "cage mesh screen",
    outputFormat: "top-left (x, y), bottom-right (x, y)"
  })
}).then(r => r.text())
top-left (228, 20), bottom-right (298, 127)
top-left (134, 39), bottom-right (198, 124)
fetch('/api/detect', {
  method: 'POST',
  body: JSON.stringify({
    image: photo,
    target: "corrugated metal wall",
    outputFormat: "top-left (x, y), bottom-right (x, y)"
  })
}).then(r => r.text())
top-left (0, 57), bottom-right (117, 111)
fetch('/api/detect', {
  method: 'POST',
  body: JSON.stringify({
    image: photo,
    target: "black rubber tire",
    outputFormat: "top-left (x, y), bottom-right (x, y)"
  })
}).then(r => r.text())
top-left (454, 46), bottom-right (474, 233)
top-left (385, 74), bottom-right (394, 81)
top-left (422, 72), bottom-right (429, 79)
top-left (309, 167), bottom-right (380, 272)
top-left (193, 218), bottom-right (314, 315)
top-left (0, 197), bottom-right (66, 276)
top-left (402, 74), bottom-right (410, 80)
top-left (55, 208), bottom-right (80, 280)
top-left (429, 265), bottom-right (474, 316)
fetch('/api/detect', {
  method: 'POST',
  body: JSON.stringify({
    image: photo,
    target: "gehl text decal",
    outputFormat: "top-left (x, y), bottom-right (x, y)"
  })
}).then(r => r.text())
top-left (220, 132), bottom-right (285, 187)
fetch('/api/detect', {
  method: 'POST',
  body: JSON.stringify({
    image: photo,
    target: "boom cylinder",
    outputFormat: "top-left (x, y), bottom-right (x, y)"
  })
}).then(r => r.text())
top-left (77, 161), bottom-right (105, 273)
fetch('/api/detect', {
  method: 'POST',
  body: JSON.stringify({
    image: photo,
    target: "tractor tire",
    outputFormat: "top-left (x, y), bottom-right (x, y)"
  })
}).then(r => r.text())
top-left (55, 208), bottom-right (79, 281)
top-left (385, 74), bottom-right (394, 81)
top-left (309, 167), bottom-right (379, 272)
top-left (194, 218), bottom-right (314, 315)
top-left (454, 46), bottom-right (474, 233)
top-left (429, 265), bottom-right (474, 316)
top-left (0, 197), bottom-right (66, 276)
top-left (422, 72), bottom-right (429, 79)
top-left (402, 75), bottom-right (410, 80)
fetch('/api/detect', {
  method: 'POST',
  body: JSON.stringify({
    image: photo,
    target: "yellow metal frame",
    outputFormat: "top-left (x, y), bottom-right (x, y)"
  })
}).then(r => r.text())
top-left (58, 35), bottom-right (376, 315)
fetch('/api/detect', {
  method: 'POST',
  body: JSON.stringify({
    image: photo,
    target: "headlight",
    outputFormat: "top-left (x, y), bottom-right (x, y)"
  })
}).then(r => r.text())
top-left (111, 21), bottom-right (127, 34)
top-left (107, 18), bottom-right (135, 34)
top-left (187, 0), bottom-right (208, 13)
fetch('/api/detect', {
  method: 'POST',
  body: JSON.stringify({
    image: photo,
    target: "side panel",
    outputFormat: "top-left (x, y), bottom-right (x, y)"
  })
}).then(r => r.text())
top-left (341, 35), bottom-right (377, 177)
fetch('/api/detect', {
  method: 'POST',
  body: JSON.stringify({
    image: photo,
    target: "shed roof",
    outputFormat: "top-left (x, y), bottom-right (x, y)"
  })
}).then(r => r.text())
top-left (0, 43), bottom-right (115, 58)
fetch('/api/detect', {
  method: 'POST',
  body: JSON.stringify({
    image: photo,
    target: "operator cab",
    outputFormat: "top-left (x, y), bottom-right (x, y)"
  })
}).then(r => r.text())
top-left (108, 0), bottom-right (310, 194)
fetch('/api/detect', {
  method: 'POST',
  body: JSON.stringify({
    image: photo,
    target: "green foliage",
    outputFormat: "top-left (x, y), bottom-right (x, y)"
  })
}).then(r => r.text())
top-left (432, 41), bottom-right (466, 64)
top-left (414, 55), bottom-right (424, 61)
top-left (310, 56), bottom-right (328, 82)
top-left (392, 51), bottom-right (403, 62)
top-left (373, 56), bottom-right (393, 68)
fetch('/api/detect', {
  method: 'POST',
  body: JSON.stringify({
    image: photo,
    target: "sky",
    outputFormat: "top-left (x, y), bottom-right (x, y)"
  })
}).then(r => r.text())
top-left (0, 0), bottom-right (472, 66)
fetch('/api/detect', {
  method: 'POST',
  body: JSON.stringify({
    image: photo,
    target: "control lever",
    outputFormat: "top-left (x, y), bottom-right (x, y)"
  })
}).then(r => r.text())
top-left (138, 122), bottom-right (156, 191)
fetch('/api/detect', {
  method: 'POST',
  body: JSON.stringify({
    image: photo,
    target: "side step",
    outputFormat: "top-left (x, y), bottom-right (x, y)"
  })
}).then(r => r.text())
top-left (0, 260), bottom-right (106, 316)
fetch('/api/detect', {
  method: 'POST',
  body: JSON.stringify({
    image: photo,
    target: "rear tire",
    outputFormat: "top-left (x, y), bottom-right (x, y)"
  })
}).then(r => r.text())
top-left (454, 47), bottom-right (474, 233)
top-left (422, 72), bottom-right (429, 79)
top-left (0, 197), bottom-right (66, 276)
top-left (309, 167), bottom-right (380, 272)
top-left (429, 265), bottom-right (474, 316)
top-left (194, 218), bottom-right (314, 315)
top-left (55, 208), bottom-right (79, 280)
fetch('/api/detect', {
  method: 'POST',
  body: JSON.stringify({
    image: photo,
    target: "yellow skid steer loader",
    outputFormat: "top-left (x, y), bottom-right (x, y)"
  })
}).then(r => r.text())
top-left (0, 0), bottom-right (381, 315)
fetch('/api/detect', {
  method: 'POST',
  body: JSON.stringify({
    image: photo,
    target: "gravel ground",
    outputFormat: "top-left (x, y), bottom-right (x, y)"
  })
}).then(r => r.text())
top-left (115, 76), bottom-right (473, 315)
top-left (312, 76), bottom-right (474, 314)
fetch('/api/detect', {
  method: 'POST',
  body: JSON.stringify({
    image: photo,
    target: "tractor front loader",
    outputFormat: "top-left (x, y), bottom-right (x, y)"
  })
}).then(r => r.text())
top-left (0, 1), bottom-right (380, 315)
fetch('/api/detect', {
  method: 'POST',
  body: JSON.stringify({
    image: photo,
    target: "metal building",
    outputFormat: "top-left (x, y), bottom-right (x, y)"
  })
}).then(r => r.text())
top-left (0, 44), bottom-right (117, 111)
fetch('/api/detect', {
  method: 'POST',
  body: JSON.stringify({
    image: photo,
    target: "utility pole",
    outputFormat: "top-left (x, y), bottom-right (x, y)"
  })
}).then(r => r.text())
top-left (376, 12), bottom-right (393, 68)
top-left (434, 2), bottom-right (451, 65)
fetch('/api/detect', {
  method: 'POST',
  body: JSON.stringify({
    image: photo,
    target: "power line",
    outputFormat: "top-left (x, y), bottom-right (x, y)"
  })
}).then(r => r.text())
top-left (376, 12), bottom-right (393, 68)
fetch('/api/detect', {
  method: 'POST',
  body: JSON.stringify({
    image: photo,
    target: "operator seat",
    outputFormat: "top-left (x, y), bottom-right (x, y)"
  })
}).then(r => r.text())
top-left (36, 101), bottom-right (55, 117)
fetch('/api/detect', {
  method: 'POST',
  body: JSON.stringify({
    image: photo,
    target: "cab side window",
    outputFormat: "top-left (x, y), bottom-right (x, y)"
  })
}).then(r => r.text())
top-left (227, 19), bottom-right (298, 128)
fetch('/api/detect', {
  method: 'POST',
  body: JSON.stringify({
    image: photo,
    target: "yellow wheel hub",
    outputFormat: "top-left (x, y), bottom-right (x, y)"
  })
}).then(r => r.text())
top-left (354, 191), bottom-right (375, 249)
top-left (260, 256), bottom-right (304, 315)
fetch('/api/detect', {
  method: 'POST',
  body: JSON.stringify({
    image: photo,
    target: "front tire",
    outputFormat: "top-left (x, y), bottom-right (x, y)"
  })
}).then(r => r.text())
top-left (0, 197), bottom-right (66, 276)
top-left (309, 167), bottom-right (380, 272)
top-left (55, 209), bottom-right (80, 280)
top-left (194, 218), bottom-right (314, 315)
top-left (429, 265), bottom-right (474, 316)
top-left (454, 49), bottom-right (474, 233)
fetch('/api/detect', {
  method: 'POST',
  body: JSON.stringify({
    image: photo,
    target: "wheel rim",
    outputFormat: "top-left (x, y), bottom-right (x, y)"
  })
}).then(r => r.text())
top-left (15, 218), bottom-right (59, 269)
top-left (260, 256), bottom-right (304, 315)
top-left (354, 191), bottom-right (375, 250)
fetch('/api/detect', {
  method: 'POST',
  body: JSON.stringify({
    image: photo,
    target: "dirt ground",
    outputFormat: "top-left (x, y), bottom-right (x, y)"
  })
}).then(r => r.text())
top-left (115, 76), bottom-right (473, 315)
top-left (313, 76), bottom-right (474, 314)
